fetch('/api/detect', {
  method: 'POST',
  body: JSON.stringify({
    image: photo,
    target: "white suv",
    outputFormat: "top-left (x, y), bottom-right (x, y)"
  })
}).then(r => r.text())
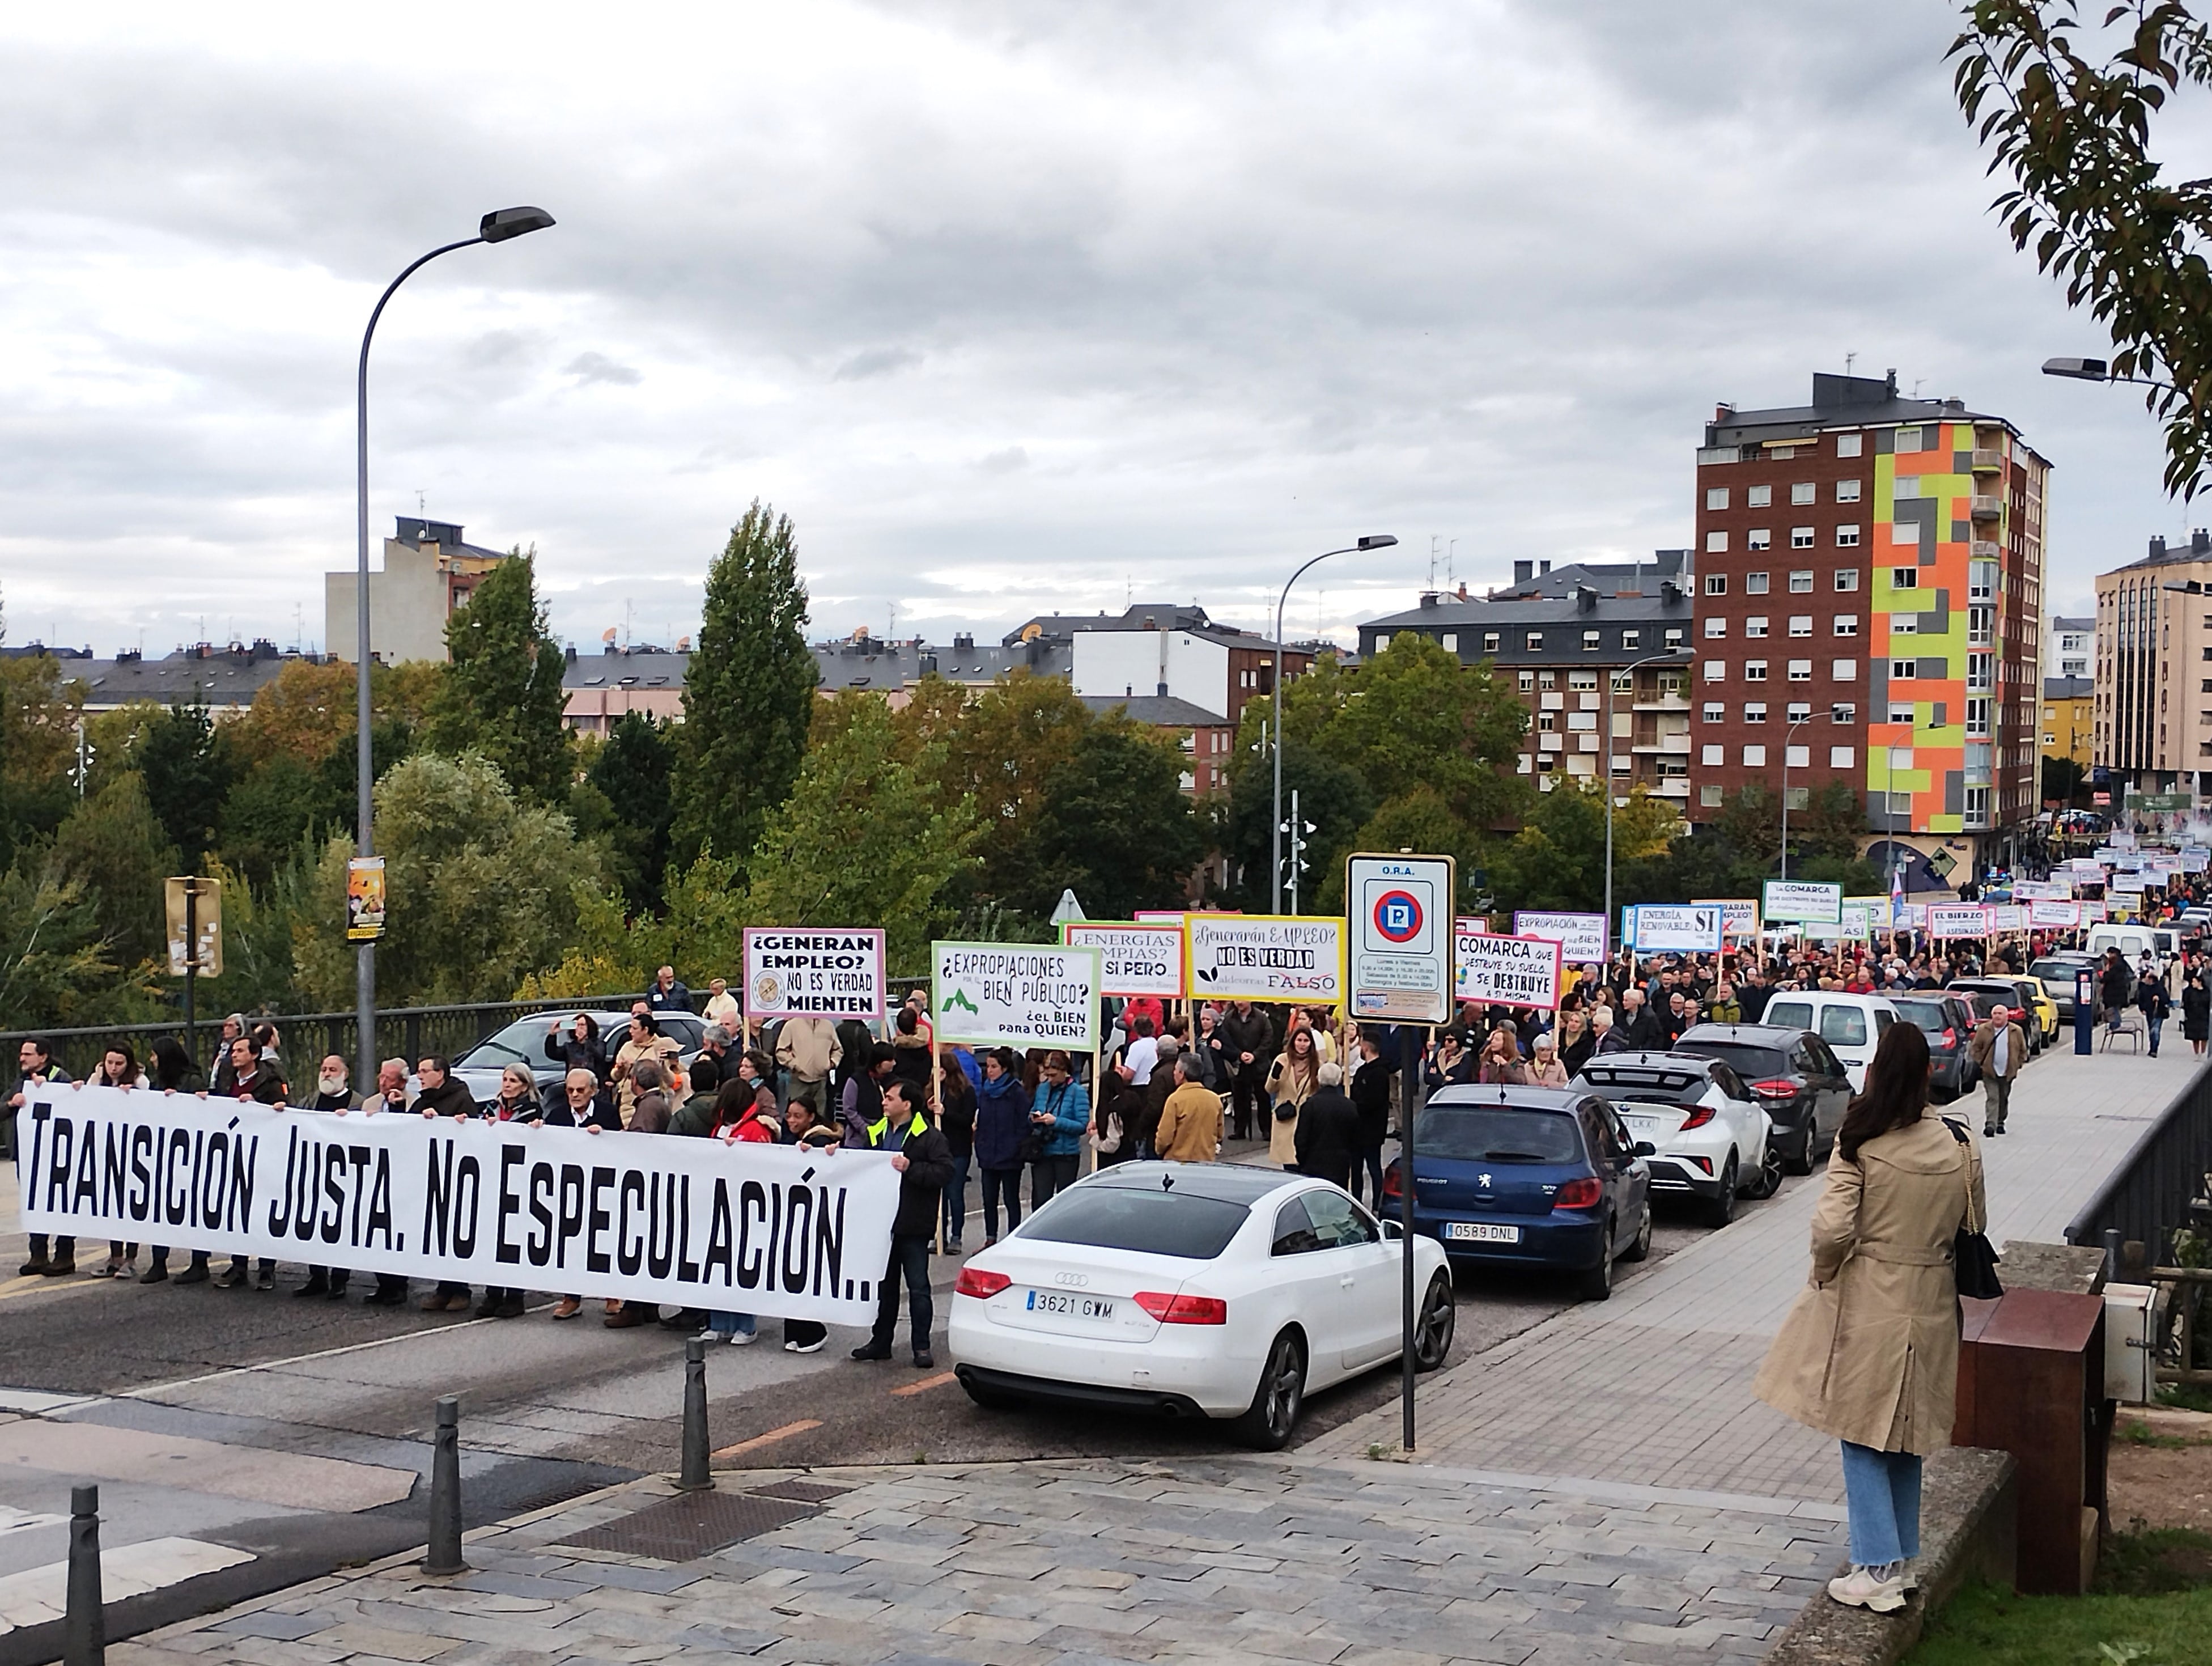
top-left (1572, 1053), bottom-right (1778, 1227)
top-left (1755, 991), bottom-right (1901, 1092)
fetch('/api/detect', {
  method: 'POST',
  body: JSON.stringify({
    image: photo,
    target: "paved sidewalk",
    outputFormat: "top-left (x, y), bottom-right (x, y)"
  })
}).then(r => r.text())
top-left (1306, 1043), bottom-right (2196, 1503)
top-left (114, 1455), bottom-right (1840, 1666)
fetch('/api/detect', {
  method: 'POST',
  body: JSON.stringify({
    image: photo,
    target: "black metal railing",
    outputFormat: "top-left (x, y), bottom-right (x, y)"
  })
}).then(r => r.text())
top-left (2065, 1059), bottom-right (2212, 1260)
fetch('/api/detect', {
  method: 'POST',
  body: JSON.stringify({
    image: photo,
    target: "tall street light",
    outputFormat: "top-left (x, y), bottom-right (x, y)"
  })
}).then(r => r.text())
top-left (1778, 709), bottom-right (1819, 883)
top-left (353, 207), bottom-right (554, 1088)
top-left (1272, 535), bottom-right (1396, 914)
top-left (1603, 649), bottom-right (1692, 939)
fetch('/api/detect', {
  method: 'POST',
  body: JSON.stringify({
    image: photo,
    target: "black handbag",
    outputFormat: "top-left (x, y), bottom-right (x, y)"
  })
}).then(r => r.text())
top-left (1941, 1119), bottom-right (2002, 1300)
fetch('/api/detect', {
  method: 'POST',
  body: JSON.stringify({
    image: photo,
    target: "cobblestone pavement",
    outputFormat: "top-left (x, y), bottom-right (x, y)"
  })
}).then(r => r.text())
top-left (115, 1454), bottom-right (1844, 1666)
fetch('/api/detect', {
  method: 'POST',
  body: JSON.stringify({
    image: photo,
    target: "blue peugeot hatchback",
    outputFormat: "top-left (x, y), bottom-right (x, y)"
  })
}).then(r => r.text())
top-left (1384, 1085), bottom-right (1654, 1301)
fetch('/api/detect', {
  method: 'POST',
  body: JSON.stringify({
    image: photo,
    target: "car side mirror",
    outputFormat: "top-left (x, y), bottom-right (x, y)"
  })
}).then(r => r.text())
top-left (1633, 1141), bottom-right (1656, 1158)
top-left (1381, 1219), bottom-right (1404, 1240)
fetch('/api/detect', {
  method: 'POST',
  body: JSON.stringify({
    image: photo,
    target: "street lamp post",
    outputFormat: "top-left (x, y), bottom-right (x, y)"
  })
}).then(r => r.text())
top-left (1271, 535), bottom-right (1396, 914)
top-left (1603, 649), bottom-right (1692, 940)
top-left (1779, 710), bottom-right (1818, 883)
top-left (353, 207), bottom-right (554, 1088)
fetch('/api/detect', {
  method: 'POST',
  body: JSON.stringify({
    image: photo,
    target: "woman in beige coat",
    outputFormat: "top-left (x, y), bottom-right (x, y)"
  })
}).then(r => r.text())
top-left (1263, 1026), bottom-right (1322, 1168)
top-left (1751, 1020), bottom-right (1986, 1614)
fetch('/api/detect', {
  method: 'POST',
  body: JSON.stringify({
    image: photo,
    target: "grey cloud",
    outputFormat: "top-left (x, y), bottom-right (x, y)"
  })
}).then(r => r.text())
top-left (565, 351), bottom-right (643, 385)
top-left (834, 346), bottom-right (922, 380)
top-left (975, 445), bottom-right (1028, 474)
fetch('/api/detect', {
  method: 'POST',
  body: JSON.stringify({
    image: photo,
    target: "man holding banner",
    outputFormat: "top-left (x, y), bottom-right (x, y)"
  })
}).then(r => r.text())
top-left (850, 1077), bottom-right (954, 1370)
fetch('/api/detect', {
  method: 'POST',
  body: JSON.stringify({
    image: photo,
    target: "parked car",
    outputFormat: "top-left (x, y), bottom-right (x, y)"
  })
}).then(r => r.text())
top-left (1571, 1053), bottom-right (1777, 1226)
top-left (949, 1163), bottom-right (1453, 1449)
top-left (1752, 991), bottom-right (1901, 1091)
top-left (1671, 1023), bottom-right (1852, 1175)
top-left (445, 1008), bottom-right (707, 1109)
top-left (1381, 1086), bottom-right (1652, 1302)
top-left (2011, 976), bottom-right (2062, 1044)
top-left (1947, 979), bottom-right (2046, 1051)
top-left (2030, 954), bottom-right (2097, 1023)
top-left (1887, 994), bottom-right (1980, 1102)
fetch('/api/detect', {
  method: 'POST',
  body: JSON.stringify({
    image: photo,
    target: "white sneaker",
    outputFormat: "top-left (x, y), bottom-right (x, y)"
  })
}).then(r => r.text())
top-left (786, 1337), bottom-right (826, 1354)
top-left (1901, 1558), bottom-right (1918, 1593)
top-left (691, 1328), bottom-right (719, 1343)
top-left (1827, 1566), bottom-right (1906, 1613)
top-left (726, 1330), bottom-right (757, 1345)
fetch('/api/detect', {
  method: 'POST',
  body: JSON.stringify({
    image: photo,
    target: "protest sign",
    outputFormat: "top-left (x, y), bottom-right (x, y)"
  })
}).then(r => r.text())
top-left (1453, 931), bottom-right (1562, 1011)
top-left (742, 929), bottom-right (887, 1021)
top-left (933, 943), bottom-right (1101, 1050)
top-left (1929, 904), bottom-right (1990, 939)
top-left (1986, 904), bottom-right (2028, 934)
top-left (15, 1086), bottom-right (901, 1323)
top-left (1185, 915), bottom-right (1345, 1004)
top-left (1896, 902), bottom-right (1929, 929)
top-left (1762, 880), bottom-right (1842, 924)
top-left (1062, 922), bottom-right (1185, 999)
top-left (2012, 879), bottom-right (2071, 901)
top-left (1511, 910), bottom-right (1607, 965)
top-left (1628, 904), bottom-right (1724, 953)
top-left (2028, 900), bottom-right (2082, 929)
top-left (1692, 899), bottom-right (1760, 941)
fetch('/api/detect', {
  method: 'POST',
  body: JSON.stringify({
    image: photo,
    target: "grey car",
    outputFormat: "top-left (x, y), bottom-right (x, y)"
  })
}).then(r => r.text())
top-left (446, 1009), bottom-right (707, 1110)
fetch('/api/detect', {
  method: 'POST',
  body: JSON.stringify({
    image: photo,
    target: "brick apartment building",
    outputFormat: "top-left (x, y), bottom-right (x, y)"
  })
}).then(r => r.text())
top-left (1692, 371), bottom-right (2049, 867)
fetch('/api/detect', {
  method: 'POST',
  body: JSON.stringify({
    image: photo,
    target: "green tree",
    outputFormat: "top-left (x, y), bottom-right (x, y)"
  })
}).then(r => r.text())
top-left (426, 549), bottom-right (572, 803)
top-left (670, 502), bottom-right (816, 870)
top-left (1012, 714), bottom-right (1205, 920)
top-left (2042, 753), bottom-right (2087, 805)
top-left (1218, 740), bottom-right (1375, 909)
top-left (293, 753), bottom-right (607, 1006)
top-left (137, 697), bottom-right (235, 868)
top-left (0, 650), bottom-right (84, 869)
top-left (216, 753), bottom-right (323, 891)
top-left (1489, 781), bottom-right (1683, 915)
top-left (52, 771), bottom-right (177, 975)
top-left (897, 672), bottom-right (1092, 891)
top-left (1952, 1), bottom-right (2212, 494)
top-left (0, 853), bottom-right (124, 1029)
top-left (585, 712), bottom-right (677, 912)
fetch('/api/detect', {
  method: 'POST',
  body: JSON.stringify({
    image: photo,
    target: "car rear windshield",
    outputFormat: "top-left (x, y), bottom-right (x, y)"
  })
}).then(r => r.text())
top-left (1016, 1187), bottom-right (1250, 1260)
top-left (1889, 999), bottom-right (1951, 1034)
top-left (1576, 1066), bottom-right (1708, 1107)
top-left (1416, 1105), bottom-right (1584, 1164)
top-left (1763, 999), bottom-right (1814, 1032)
top-left (1675, 1041), bottom-right (1791, 1079)
top-left (2030, 960), bottom-right (2079, 985)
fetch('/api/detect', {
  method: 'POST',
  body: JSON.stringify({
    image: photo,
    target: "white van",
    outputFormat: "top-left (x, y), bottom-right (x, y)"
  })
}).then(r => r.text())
top-left (1755, 991), bottom-right (1903, 1093)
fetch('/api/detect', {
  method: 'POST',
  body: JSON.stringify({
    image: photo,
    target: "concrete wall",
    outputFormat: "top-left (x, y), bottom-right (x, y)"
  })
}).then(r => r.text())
top-left (325, 541), bottom-right (456, 665)
top-left (1072, 630), bottom-right (1231, 719)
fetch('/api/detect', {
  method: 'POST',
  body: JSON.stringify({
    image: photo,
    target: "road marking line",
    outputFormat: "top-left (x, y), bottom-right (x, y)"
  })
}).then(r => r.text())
top-left (889, 1371), bottom-right (957, 1397)
top-left (0, 1277), bottom-right (109, 1307)
top-left (120, 1309), bottom-right (521, 1401)
top-left (712, 1419), bottom-right (821, 1459)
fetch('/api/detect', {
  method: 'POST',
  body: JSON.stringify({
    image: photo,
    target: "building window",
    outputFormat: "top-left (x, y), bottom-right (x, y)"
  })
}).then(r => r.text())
top-left (1837, 433), bottom-right (1863, 458)
top-left (1834, 614), bottom-right (1858, 637)
top-left (1832, 702), bottom-right (1856, 723)
top-left (1483, 631), bottom-right (1500, 652)
top-left (1704, 574), bottom-right (1727, 595)
top-left (1700, 784), bottom-right (1723, 806)
top-left (1789, 482), bottom-right (1814, 505)
top-left (1836, 525), bottom-right (1861, 547)
top-left (1743, 702), bottom-right (1767, 723)
top-left (1743, 745), bottom-right (1768, 766)
top-left (1706, 487), bottom-right (1730, 510)
top-left (1790, 570), bottom-right (1814, 592)
top-left (1705, 617), bottom-right (1727, 639)
top-left (1706, 531), bottom-right (1729, 553)
top-left (1664, 628), bottom-right (1685, 649)
top-left (1704, 659), bottom-right (1726, 682)
top-left (1833, 659), bottom-right (1858, 680)
top-left (1787, 701), bottom-right (1812, 722)
top-left (1746, 571), bottom-right (1770, 594)
top-left (1891, 567), bottom-right (1918, 588)
top-left (1892, 616), bottom-right (1917, 635)
top-left (1702, 702), bottom-right (1725, 723)
top-left (1747, 484), bottom-right (1772, 507)
top-left (1786, 786), bottom-right (1810, 809)
top-left (1583, 630), bottom-right (1602, 650)
top-left (1888, 701), bottom-right (1914, 723)
top-left (1538, 712), bottom-right (1555, 731)
top-left (1968, 652), bottom-right (1993, 689)
top-left (1788, 659), bottom-right (1813, 681)
top-left (1785, 744), bottom-right (1810, 768)
top-left (1569, 669), bottom-right (1598, 690)
top-left (1891, 658), bottom-right (1917, 679)
top-left (1792, 527), bottom-right (1816, 549)
top-left (1621, 629), bottom-right (1639, 649)
top-left (1746, 616), bottom-right (1769, 638)
top-left (1518, 753), bottom-right (1533, 774)
top-left (1967, 605), bottom-right (1994, 647)
top-left (1835, 569), bottom-right (1860, 592)
top-left (1968, 559), bottom-right (1997, 601)
top-left (1745, 660), bottom-right (1768, 681)
top-left (1518, 670), bottom-right (1535, 692)
top-left (1526, 632), bottom-right (1543, 651)
top-left (1829, 746), bottom-right (1855, 768)
top-left (1789, 616), bottom-right (1813, 637)
top-left (1836, 480), bottom-right (1862, 503)
top-left (1897, 425), bottom-right (1924, 452)
top-left (1965, 697), bottom-right (1991, 736)
top-left (1440, 633), bottom-right (1457, 652)
top-left (2043, 732), bottom-right (2056, 745)
top-left (1964, 783), bottom-right (1991, 824)
top-left (1883, 789), bottom-right (1912, 815)
top-left (1539, 669), bottom-right (1556, 688)
top-left (1701, 744), bottom-right (1723, 765)
top-left (1748, 528), bottom-right (1772, 551)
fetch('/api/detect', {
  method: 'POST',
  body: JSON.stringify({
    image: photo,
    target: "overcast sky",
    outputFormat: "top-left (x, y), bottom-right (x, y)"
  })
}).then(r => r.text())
top-left (0, 1), bottom-right (2189, 658)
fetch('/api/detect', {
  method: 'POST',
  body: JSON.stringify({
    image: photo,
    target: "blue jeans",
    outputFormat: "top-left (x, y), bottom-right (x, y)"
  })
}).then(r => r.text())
top-left (941, 1152), bottom-right (971, 1244)
top-left (708, 1312), bottom-right (756, 1338)
top-left (1839, 1442), bottom-right (1921, 1568)
top-left (981, 1168), bottom-right (1023, 1239)
top-left (2149, 1014), bottom-right (2165, 1055)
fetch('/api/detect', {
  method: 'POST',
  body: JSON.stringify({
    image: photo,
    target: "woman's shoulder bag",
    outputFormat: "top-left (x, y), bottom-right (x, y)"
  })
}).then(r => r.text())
top-left (1939, 1118), bottom-right (2002, 1300)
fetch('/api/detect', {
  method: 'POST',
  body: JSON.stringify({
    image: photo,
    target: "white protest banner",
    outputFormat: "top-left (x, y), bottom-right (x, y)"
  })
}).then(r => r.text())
top-left (1693, 899), bottom-right (1761, 941)
top-left (1629, 903), bottom-right (1725, 953)
top-left (2028, 900), bottom-right (2082, 929)
top-left (1186, 915), bottom-right (1345, 1004)
top-left (2082, 898), bottom-right (2110, 922)
top-left (742, 929), bottom-right (887, 1021)
top-left (1840, 903), bottom-right (1873, 938)
top-left (1986, 904), bottom-right (2028, 934)
top-left (2183, 847), bottom-right (2211, 874)
top-left (1511, 910), bottom-right (1607, 965)
top-left (2011, 879), bottom-right (2071, 901)
top-left (1062, 922), bottom-right (1184, 999)
top-left (15, 1085), bottom-right (899, 1323)
top-left (1928, 904), bottom-right (1990, 939)
top-left (933, 942), bottom-right (1101, 1050)
top-left (1453, 931), bottom-right (1562, 1011)
top-left (1896, 902), bottom-right (1930, 929)
top-left (1454, 917), bottom-right (1491, 1001)
top-left (1763, 880), bottom-right (1843, 924)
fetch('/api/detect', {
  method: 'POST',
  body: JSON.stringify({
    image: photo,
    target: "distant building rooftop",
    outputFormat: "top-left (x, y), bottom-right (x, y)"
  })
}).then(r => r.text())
top-left (2044, 676), bottom-right (2094, 700)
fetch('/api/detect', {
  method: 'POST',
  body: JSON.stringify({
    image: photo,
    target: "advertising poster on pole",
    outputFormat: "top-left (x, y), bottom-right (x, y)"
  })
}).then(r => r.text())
top-left (345, 856), bottom-right (386, 942)
top-left (1184, 915), bottom-right (1345, 1005)
top-left (1453, 930), bottom-right (1562, 1011)
top-left (931, 942), bottom-right (1101, 1050)
top-left (1345, 854), bottom-right (1455, 1024)
top-left (2028, 900), bottom-right (2082, 929)
top-left (1928, 904), bottom-right (1990, 939)
top-left (1060, 922), bottom-right (1184, 999)
top-left (1628, 904), bottom-right (1725, 953)
top-left (1761, 879), bottom-right (1842, 924)
top-left (742, 929), bottom-right (888, 1021)
top-left (1511, 910), bottom-right (1607, 966)
top-left (1692, 899), bottom-right (1761, 941)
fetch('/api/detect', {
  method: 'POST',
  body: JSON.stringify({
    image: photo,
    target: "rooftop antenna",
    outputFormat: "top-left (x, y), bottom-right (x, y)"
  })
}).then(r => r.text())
top-left (1429, 536), bottom-right (1440, 587)
top-left (293, 601), bottom-right (303, 651)
top-left (888, 600), bottom-right (898, 640)
top-left (1911, 378), bottom-right (1925, 398)
top-left (416, 488), bottom-right (426, 516)
top-left (1448, 539), bottom-right (1459, 586)
top-left (1845, 352), bottom-right (1857, 376)
top-left (624, 599), bottom-right (633, 647)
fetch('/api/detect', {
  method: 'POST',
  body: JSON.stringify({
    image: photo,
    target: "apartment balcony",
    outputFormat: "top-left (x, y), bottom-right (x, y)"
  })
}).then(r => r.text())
top-left (1971, 540), bottom-right (2001, 561)
top-left (1648, 777), bottom-right (1692, 800)
top-left (1630, 695), bottom-right (1692, 713)
top-left (1970, 495), bottom-right (2003, 520)
top-left (1971, 448), bottom-right (2005, 473)
top-left (1632, 734), bottom-right (1693, 754)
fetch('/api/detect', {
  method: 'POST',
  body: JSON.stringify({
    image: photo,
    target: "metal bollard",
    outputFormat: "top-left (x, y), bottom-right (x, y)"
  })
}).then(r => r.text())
top-left (2105, 1228), bottom-right (2124, 1285)
top-left (424, 1396), bottom-right (465, 1575)
top-left (677, 1336), bottom-right (714, 1492)
top-left (65, 1483), bottom-right (102, 1666)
